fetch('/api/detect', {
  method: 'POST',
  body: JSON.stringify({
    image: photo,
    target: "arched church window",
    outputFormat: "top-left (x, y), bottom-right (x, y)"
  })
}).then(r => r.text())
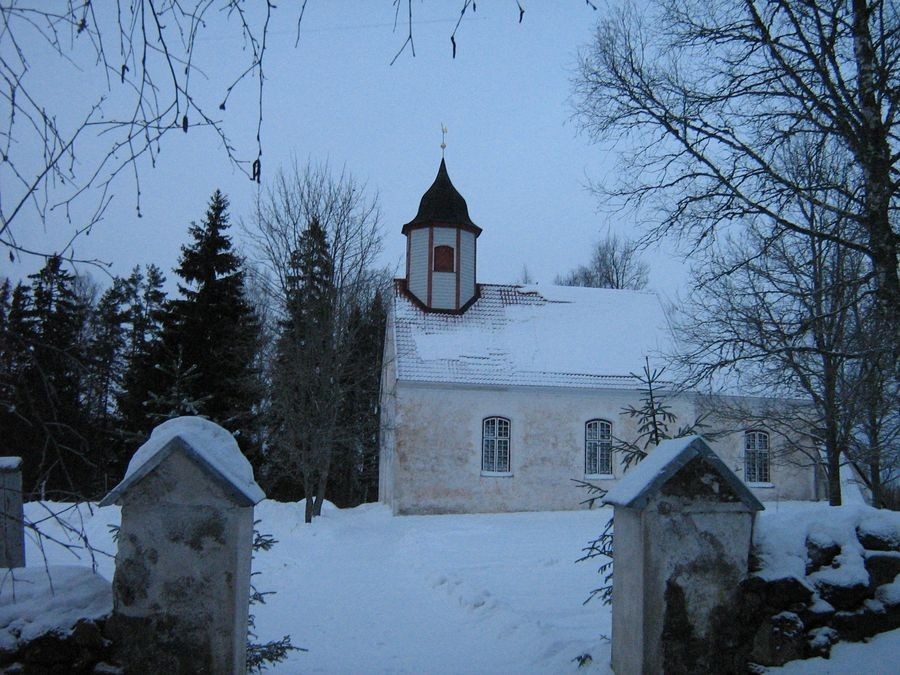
top-left (585, 419), bottom-right (613, 476)
top-left (482, 417), bottom-right (511, 474)
top-left (744, 430), bottom-right (771, 484)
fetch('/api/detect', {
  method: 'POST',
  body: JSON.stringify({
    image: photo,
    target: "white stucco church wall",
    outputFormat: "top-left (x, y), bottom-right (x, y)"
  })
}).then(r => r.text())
top-left (378, 365), bottom-right (818, 515)
top-left (378, 159), bottom-right (821, 515)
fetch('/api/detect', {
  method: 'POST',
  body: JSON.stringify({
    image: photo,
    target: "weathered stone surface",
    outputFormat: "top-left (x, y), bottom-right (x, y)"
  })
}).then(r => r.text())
top-left (857, 520), bottom-right (900, 552)
top-left (865, 551), bottom-right (900, 588)
top-left (831, 602), bottom-right (890, 642)
top-left (0, 460), bottom-right (25, 569)
top-left (815, 578), bottom-right (870, 611)
top-left (798, 596), bottom-right (835, 629)
top-left (761, 576), bottom-right (814, 612)
top-left (104, 425), bottom-right (260, 675)
top-left (806, 537), bottom-right (840, 574)
top-left (750, 611), bottom-right (805, 667)
top-left (610, 437), bottom-right (761, 675)
top-left (105, 612), bottom-right (211, 674)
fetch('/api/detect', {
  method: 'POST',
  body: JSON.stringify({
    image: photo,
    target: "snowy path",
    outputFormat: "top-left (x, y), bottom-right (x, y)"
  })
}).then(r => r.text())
top-left (249, 502), bottom-right (612, 674)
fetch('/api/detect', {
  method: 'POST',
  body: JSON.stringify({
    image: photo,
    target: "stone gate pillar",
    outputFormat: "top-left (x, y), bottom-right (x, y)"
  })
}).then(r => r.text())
top-left (0, 457), bottom-right (24, 568)
top-left (604, 436), bottom-right (764, 675)
top-left (99, 417), bottom-right (265, 674)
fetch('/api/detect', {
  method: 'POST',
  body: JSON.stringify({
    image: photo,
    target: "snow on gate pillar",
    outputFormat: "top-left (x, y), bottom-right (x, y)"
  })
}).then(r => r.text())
top-left (100, 417), bottom-right (265, 674)
top-left (604, 436), bottom-right (764, 675)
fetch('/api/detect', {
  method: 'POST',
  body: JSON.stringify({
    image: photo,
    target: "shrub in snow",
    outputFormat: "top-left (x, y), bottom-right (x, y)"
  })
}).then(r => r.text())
top-left (246, 526), bottom-right (303, 672)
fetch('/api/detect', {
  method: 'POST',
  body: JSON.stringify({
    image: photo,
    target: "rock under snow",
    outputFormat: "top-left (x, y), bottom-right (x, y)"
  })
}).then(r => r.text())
top-left (0, 566), bottom-right (111, 653)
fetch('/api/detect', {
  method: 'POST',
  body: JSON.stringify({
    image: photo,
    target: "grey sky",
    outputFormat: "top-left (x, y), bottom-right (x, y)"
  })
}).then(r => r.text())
top-left (3, 3), bottom-right (686, 294)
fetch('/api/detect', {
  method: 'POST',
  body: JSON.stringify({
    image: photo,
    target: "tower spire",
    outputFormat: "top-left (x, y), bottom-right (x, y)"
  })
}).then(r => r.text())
top-left (440, 123), bottom-right (448, 158)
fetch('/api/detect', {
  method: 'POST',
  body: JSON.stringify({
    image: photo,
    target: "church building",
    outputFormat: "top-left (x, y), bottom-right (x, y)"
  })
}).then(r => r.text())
top-left (378, 160), bottom-right (820, 515)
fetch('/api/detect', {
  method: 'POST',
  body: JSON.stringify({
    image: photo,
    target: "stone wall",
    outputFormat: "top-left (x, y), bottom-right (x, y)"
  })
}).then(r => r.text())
top-left (739, 521), bottom-right (900, 667)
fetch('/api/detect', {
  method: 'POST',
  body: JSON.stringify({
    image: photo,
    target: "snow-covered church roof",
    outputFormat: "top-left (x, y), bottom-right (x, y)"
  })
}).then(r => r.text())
top-left (391, 282), bottom-right (674, 389)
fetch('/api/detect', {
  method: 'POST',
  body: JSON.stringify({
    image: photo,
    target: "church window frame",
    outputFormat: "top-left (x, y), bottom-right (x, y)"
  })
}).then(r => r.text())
top-left (744, 430), bottom-right (772, 485)
top-left (585, 419), bottom-right (613, 478)
top-left (482, 416), bottom-right (511, 475)
top-left (433, 245), bottom-right (455, 273)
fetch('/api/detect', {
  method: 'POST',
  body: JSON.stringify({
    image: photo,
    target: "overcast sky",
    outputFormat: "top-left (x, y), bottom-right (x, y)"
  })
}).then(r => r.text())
top-left (3, 2), bottom-right (687, 296)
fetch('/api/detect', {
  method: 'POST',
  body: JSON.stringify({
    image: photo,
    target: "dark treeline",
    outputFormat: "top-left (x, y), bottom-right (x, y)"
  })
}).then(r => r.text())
top-left (0, 188), bottom-right (386, 510)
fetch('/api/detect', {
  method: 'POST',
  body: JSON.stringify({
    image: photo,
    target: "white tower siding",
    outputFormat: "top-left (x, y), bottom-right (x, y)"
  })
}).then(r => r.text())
top-left (407, 228), bottom-right (429, 304)
top-left (459, 230), bottom-right (476, 307)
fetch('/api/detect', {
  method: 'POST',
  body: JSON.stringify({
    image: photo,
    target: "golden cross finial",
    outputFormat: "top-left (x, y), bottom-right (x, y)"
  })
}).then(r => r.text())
top-left (441, 123), bottom-right (448, 156)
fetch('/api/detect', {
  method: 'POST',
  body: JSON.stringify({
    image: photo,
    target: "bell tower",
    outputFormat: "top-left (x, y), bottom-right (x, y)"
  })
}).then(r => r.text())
top-left (403, 159), bottom-right (481, 312)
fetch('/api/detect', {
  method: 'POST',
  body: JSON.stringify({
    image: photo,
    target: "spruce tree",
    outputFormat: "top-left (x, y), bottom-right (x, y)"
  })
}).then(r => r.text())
top-left (0, 279), bottom-right (14, 413)
top-left (576, 359), bottom-right (718, 605)
top-left (118, 265), bottom-right (169, 442)
top-left (84, 279), bottom-right (128, 427)
top-left (81, 277), bottom-right (130, 490)
top-left (158, 191), bottom-right (262, 459)
top-left (11, 256), bottom-right (94, 497)
top-left (329, 290), bottom-right (386, 506)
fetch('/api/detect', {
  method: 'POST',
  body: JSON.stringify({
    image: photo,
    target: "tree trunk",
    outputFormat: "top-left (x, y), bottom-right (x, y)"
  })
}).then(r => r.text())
top-left (823, 359), bottom-right (843, 506)
top-left (852, 0), bottom-right (900, 370)
top-left (303, 474), bottom-right (315, 523)
top-left (312, 440), bottom-right (332, 518)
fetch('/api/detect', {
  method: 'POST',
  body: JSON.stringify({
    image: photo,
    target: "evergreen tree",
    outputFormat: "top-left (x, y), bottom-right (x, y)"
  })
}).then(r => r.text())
top-left (118, 265), bottom-right (169, 442)
top-left (9, 256), bottom-right (94, 497)
top-left (84, 279), bottom-right (128, 426)
top-left (145, 345), bottom-right (212, 422)
top-left (328, 290), bottom-right (386, 506)
top-left (576, 359), bottom-right (716, 606)
top-left (271, 217), bottom-right (337, 521)
top-left (0, 279), bottom-right (14, 413)
top-left (158, 191), bottom-right (263, 457)
top-left (81, 277), bottom-right (131, 490)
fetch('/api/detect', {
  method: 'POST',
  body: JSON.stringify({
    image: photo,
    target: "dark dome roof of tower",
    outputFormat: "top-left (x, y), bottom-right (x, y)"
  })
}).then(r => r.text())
top-left (402, 159), bottom-right (482, 235)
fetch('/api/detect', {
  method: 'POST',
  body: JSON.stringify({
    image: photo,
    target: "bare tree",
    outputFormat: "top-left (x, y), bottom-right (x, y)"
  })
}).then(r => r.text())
top-left (1, 2), bottom-right (543, 266)
top-left (675, 159), bottom-right (893, 505)
top-left (245, 159), bottom-right (383, 320)
top-left (555, 232), bottom-right (649, 289)
top-left (245, 160), bottom-right (385, 520)
top-left (0, 2), bottom-right (291, 264)
top-left (573, 0), bottom-right (900, 371)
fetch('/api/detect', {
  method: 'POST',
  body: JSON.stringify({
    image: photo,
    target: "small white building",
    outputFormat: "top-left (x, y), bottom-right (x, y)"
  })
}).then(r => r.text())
top-left (379, 160), bottom-right (818, 515)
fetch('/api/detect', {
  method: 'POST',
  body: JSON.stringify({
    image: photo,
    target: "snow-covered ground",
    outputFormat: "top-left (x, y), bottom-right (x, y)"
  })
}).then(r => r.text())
top-left (13, 500), bottom-right (612, 673)
top-left (5, 500), bottom-right (900, 673)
